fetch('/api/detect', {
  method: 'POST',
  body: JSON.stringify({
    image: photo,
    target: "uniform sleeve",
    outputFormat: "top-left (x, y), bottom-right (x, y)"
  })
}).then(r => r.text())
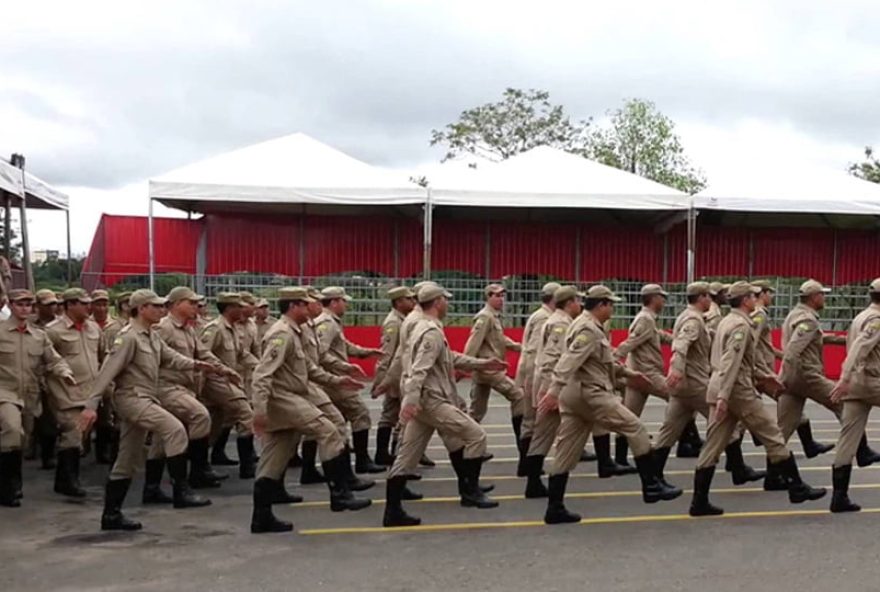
top-left (715, 328), bottom-right (748, 402)
top-left (451, 350), bottom-right (495, 371)
top-left (199, 323), bottom-right (221, 354)
top-left (343, 335), bottom-right (375, 359)
top-left (670, 319), bottom-right (700, 375)
top-left (373, 321), bottom-right (400, 386)
top-left (378, 349), bottom-right (404, 390)
top-left (251, 334), bottom-right (289, 417)
top-left (315, 321), bottom-right (357, 374)
top-left (463, 314), bottom-right (489, 358)
top-left (41, 334), bottom-right (73, 380)
top-left (841, 318), bottom-right (880, 382)
top-left (536, 323), bottom-right (566, 394)
top-left (615, 316), bottom-right (653, 361)
top-left (88, 336), bottom-right (137, 410)
top-left (658, 330), bottom-right (673, 345)
top-left (306, 354), bottom-right (347, 388)
top-left (823, 333), bottom-right (847, 346)
top-left (159, 339), bottom-right (197, 371)
top-left (504, 333), bottom-right (522, 352)
top-left (402, 328), bottom-right (443, 407)
top-left (548, 328), bottom-right (598, 397)
top-left (781, 318), bottom-right (818, 383)
top-left (320, 349), bottom-right (358, 376)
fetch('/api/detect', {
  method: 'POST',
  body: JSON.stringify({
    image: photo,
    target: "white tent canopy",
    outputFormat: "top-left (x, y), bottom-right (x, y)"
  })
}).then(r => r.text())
top-left (149, 133), bottom-right (423, 209)
top-left (695, 164), bottom-right (880, 216)
top-left (0, 158), bottom-right (69, 210)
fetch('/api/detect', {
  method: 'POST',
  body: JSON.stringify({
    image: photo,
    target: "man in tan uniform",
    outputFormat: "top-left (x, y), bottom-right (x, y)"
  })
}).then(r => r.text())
top-left (200, 292), bottom-right (258, 478)
top-left (689, 281), bottom-right (825, 517)
top-left (81, 289), bottom-right (225, 530)
top-left (384, 284), bottom-right (506, 527)
top-left (90, 290), bottom-right (123, 465)
top-left (314, 286), bottom-right (383, 474)
top-left (464, 284), bottom-right (526, 467)
top-left (44, 288), bottom-right (105, 498)
top-left (538, 285), bottom-right (681, 525)
top-left (254, 298), bottom-right (276, 345)
top-left (514, 282), bottom-right (560, 476)
top-left (25, 289), bottom-right (61, 468)
top-left (372, 286), bottom-right (416, 466)
top-left (0, 289), bottom-right (74, 507)
top-left (250, 287), bottom-right (370, 533)
top-left (828, 278), bottom-right (880, 513)
top-left (237, 291), bottom-right (261, 399)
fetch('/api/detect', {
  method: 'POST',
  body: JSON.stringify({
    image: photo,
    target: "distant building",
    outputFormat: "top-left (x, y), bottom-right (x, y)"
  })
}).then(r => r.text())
top-left (32, 249), bottom-right (59, 265)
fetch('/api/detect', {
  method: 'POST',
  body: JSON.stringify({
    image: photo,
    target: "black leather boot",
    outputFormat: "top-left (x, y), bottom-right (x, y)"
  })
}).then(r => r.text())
top-left (725, 438), bottom-right (766, 485)
top-left (763, 457), bottom-right (789, 491)
top-left (580, 448), bottom-right (597, 462)
top-left (101, 479), bottom-right (142, 531)
top-left (266, 470), bottom-right (304, 504)
top-left (775, 454), bottom-right (826, 503)
top-left (512, 415), bottom-right (526, 476)
top-left (167, 453), bottom-right (211, 508)
top-left (689, 466), bottom-right (723, 516)
top-left (211, 428), bottom-right (238, 466)
top-left (188, 438), bottom-right (225, 489)
top-left (374, 426), bottom-right (394, 466)
top-left (635, 454), bottom-right (682, 503)
top-left (237, 436), bottom-right (256, 479)
top-left (299, 440), bottom-right (326, 485)
top-left (544, 473), bottom-right (581, 524)
top-left (524, 455), bottom-right (548, 498)
top-left (142, 458), bottom-right (173, 504)
top-left (595, 434), bottom-right (637, 478)
top-left (0, 451), bottom-right (21, 507)
top-left (798, 420), bottom-right (834, 458)
top-left (54, 447), bottom-right (86, 497)
top-left (615, 435), bottom-right (633, 468)
top-left (323, 454), bottom-right (372, 512)
top-left (830, 464), bottom-right (860, 513)
top-left (342, 447), bottom-right (375, 491)
top-left (383, 476), bottom-right (421, 527)
top-left (419, 453), bottom-right (436, 467)
top-left (653, 446), bottom-right (673, 488)
top-left (39, 432), bottom-right (57, 470)
top-left (353, 429), bottom-right (385, 474)
top-left (676, 420), bottom-right (702, 458)
top-left (94, 425), bottom-right (113, 465)
top-left (449, 449), bottom-right (494, 494)
top-left (459, 457), bottom-right (498, 509)
top-left (856, 435), bottom-right (880, 468)
top-left (250, 477), bottom-right (293, 533)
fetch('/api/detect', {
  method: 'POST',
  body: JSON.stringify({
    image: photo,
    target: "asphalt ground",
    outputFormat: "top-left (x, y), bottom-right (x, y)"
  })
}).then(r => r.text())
top-left (2, 382), bottom-right (880, 592)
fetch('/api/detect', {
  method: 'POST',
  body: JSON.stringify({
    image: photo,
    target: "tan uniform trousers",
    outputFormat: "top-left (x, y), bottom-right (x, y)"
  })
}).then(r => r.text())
top-left (469, 372), bottom-right (525, 423)
top-left (833, 398), bottom-right (880, 468)
top-left (526, 382), bottom-right (580, 457)
top-left (109, 395), bottom-right (189, 480)
top-left (388, 400), bottom-right (487, 479)
top-left (550, 389), bottom-right (652, 475)
top-left (519, 373), bottom-right (537, 440)
top-left (0, 402), bottom-right (24, 450)
top-left (379, 391), bottom-right (401, 430)
top-left (48, 397), bottom-right (87, 451)
top-left (257, 416), bottom-right (346, 481)
top-left (146, 386), bottom-right (212, 460)
top-left (325, 387), bottom-right (371, 433)
top-left (654, 395), bottom-right (710, 450)
top-left (623, 372), bottom-right (669, 417)
top-left (695, 396), bottom-right (790, 470)
top-left (778, 375), bottom-right (842, 441)
top-left (292, 400), bottom-right (347, 450)
top-left (202, 383), bottom-right (254, 442)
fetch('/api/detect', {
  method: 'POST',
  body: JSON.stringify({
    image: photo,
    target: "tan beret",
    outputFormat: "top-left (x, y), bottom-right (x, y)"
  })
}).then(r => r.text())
top-left (35, 289), bottom-right (58, 305)
top-left (321, 286), bottom-right (352, 302)
top-left (90, 289), bottom-right (110, 302)
top-left (727, 281), bottom-right (762, 299)
top-left (542, 282), bottom-right (562, 297)
top-left (640, 284), bottom-right (668, 297)
top-left (586, 285), bottom-right (622, 302)
top-left (129, 289), bottom-right (167, 309)
top-left (239, 291), bottom-right (257, 305)
top-left (799, 279), bottom-right (830, 296)
top-left (216, 292), bottom-right (243, 305)
top-left (61, 287), bottom-right (91, 303)
top-left (686, 282), bottom-right (711, 297)
top-left (279, 287), bottom-right (316, 303)
top-left (484, 283), bottom-right (506, 297)
top-left (387, 286), bottom-right (415, 301)
top-left (166, 286), bottom-right (202, 303)
top-left (8, 289), bottom-right (34, 302)
top-left (418, 284), bottom-right (452, 303)
top-left (553, 285), bottom-right (585, 302)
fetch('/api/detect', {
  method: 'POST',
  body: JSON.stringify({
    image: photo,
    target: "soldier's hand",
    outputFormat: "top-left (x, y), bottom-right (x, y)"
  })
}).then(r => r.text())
top-left (227, 370), bottom-right (243, 387)
top-left (830, 380), bottom-right (850, 404)
top-left (714, 399), bottom-right (729, 425)
top-left (368, 348), bottom-right (384, 358)
top-left (347, 365), bottom-right (368, 379)
top-left (194, 360), bottom-right (216, 374)
top-left (63, 374), bottom-right (77, 387)
top-left (338, 376), bottom-right (364, 391)
top-left (78, 408), bottom-right (97, 433)
top-left (371, 381), bottom-right (389, 398)
top-left (252, 414), bottom-right (267, 438)
top-left (454, 370), bottom-right (469, 382)
top-left (537, 392), bottom-right (559, 417)
top-left (759, 375), bottom-right (785, 397)
top-left (666, 370), bottom-right (684, 390)
top-left (483, 358), bottom-right (507, 373)
top-left (400, 403), bottom-right (420, 423)
top-left (628, 372), bottom-right (652, 393)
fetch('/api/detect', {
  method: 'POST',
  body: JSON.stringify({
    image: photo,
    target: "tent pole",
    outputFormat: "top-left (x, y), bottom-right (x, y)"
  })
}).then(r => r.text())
top-left (3, 194), bottom-right (10, 260)
top-left (686, 195), bottom-right (696, 284)
top-left (11, 154), bottom-right (34, 292)
top-left (65, 209), bottom-right (72, 285)
top-left (148, 196), bottom-right (155, 291)
top-left (422, 188), bottom-right (432, 281)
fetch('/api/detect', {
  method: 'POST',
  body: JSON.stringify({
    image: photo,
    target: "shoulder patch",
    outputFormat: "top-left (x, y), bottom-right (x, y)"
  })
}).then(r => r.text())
top-left (553, 326), bottom-right (564, 334)
top-left (385, 326), bottom-right (397, 334)
top-left (113, 337), bottom-right (124, 346)
top-left (733, 331), bottom-right (745, 341)
top-left (796, 322), bottom-right (811, 334)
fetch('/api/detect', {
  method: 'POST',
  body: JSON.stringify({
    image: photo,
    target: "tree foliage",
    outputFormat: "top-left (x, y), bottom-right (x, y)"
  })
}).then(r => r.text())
top-left (849, 146), bottom-right (880, 184)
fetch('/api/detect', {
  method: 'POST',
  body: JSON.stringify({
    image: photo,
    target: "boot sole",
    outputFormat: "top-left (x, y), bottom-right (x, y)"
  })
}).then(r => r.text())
top-left (331, 500), bottom-right (372, 512)
top-left (544, 514), bottom-right (582, 524)
top-left (689, 507), bottom-right (724, 517)
top-left (830, 503), bottom-right (861, 513)
top-left (732, 472), bottom-right (767, 486)
top-left (383, 517), bottom-right (422, 527)
top-left (790, 490), bottom-right (827, 504)
top-left (461, 499), bottom-right (500, 509)
top-left (804, 445), bottom-right (835, 459)
top-left (251, 523), bottom-right (293, 533)
top-left (173, 501), bottom-right (213, 509)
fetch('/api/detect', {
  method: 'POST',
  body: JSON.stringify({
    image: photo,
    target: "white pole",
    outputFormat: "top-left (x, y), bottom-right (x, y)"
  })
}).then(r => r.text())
top-left (422, 187), bottom-right (433, 281)
top-left (65, 209), bottom-right (72, 285)
top-left (148, 196), bottom-right (155, 291)
top-left (686, 195), bottom-right (696, 284)
top-left (12, 154), bottom-right (34, 292)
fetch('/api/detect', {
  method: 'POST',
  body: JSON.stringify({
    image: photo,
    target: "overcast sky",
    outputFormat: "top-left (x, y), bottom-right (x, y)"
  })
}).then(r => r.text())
top-left (3, 0), bottom-right (880, 253)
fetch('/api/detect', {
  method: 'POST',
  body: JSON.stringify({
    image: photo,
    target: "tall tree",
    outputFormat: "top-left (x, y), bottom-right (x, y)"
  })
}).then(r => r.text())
top-left (849, 147), bottom-right (880, 184)
top-left (430, 88), bottom-right (591, 165)
top-left (583, 98), bottom-right (706, 194)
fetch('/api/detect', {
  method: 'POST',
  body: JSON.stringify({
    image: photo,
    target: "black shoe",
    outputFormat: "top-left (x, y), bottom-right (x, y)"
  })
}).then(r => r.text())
top-left (595, 436), bottom-right (638, 478)
top-left (763, 460), bottom-right (789, 491)
top-left (353, 430), bottom-right (385, 474)
top-left (287, 453), bottom-right (303, 468)
top-left (679, 420), bottom-right (703, 458)
top-left (237, 436), bottom-right (256, 479)
top-left (676, 441), bottom-right (700, 459)
top-left (251, 478), bottom-right (293, 533)
top-left (830, 465), bottom-right (861, 513)
top-left (524, 455), bottom-right (548, 499)
top-left (211, 427), bottom-right (239, 466)
top-left (340, 448), bottom-right (375, 491)
top-left (102, 479), bottom-right (142, 531)
top-left (544, 473), bottom-right (580, 524)
top-left (635, 454), bottom-right (682, 503)
top-left (40, 434), bottom-right (57, 470)
top-left (167, 454), bottom-right (211, 508)
top-left (0, 451), bottom-right (22, 507)
top-left (142, 459), bottom-right (173, 504)
top-left (751, 430), bottom-right (764, 448)
top-left (324, 454), bottom-right (372, 512)
top-left (725, 438), bottom-right (766, 486)
top-left (580, 449), bottom-right (597, 462)
top-left (188, 438), bottom-right (224, 489)
top-left (418, 454), bottom-right (436, 468)
top-left (94, 426), bottom-right (113, 465)
top-left (374, 426), bottom-right (394, 466)
top-left (653, 447), bottom-right (674, 489)
top-left (266, 473), bottom-right (304, 505)
top-left (54, 448), bottom-right (87, 498)
top-left (615, 435), bottom-right (633, 469)
top-left (856, 436), bottom-right (880, 468)
top-left (774, 454), bottom-right (826, 504)
top-left (459, 457), bottom-right (498, 509)
top-left (798, 421), bottom-right (834, 459)
top-left (383, 476), bottom-right (421, 527)
top-left (689, 466), bottom-right (723, 516)
top-left (299, 440), bottom-right (327, 484)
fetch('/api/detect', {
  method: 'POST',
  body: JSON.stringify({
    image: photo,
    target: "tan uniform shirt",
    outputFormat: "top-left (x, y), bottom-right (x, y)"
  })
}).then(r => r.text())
top-left (669, 305), bottom-right (712, 397)
top-left (89, 321), bottom-right (196, 410)
top-left (750, 305), bottom-right (780, 376)
top-left (780, 303), bottom-right (840, 386)
top-left (615, 307), bottom-right (671, 376)
top-left (0, 318), bottom-right (72, 410)
top-left (705, 302), bottom-right (723, 338)
top-left (373, 309), bottom-right (406, 393)
top-left (45, 314), bottom-right (105, 410)
top-left (380, 305), bottom-right (425, 388)
top-left (840, 304), bottom-right (880, 399)
top-left (706, 308), bottom-right (768, 404)
top-left (199, 315), bottom-right (252, 394)
top-left (256, 316), bottom-right (277, 348)
top-left (533, 308), bottom-right (574, 395)
top-left (156, 315), bottom-right (223, 392)
top-left (547, 311), bottom-right (620, 399)
top-left (516, 304), bottom-right (553, 387)
top-left (314, 310), bottom-right (374, 370)
top-left (464, 305), bottom-right (521, 361)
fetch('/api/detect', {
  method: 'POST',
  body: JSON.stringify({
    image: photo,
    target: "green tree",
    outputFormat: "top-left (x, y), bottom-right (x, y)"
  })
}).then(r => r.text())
top-left (430, 88), bottom-right (591, 165)
top-left (33, 256), bottom-right (84, 289)
top-left (0, 223), bottom-right (21, 263)
top-left (849, 146), bottom-right (880, 183)
top-left (583, 98), bottom-right (707, 194)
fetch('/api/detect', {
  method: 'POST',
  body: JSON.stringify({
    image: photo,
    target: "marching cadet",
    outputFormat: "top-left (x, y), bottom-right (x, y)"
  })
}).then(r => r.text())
top-left (688, 281), bottom-right (825, 517)
top-left (705, 282), bottom-right (727, 337)
top-left (774, 279), bottom-right (880, 490)
top-left (25, 289), bottom-right (61, 468)
top-left (80, 289), bottom-right (223, 531)
top-left (372, 286), bottom-right (416, 466)
top-left (195, 296), bottom-right (211, 331)
top-left (0, 289), bottom-right (74, 507)
top-left (236, 291), bottom-right (261, 400)
top-left (538, 285), bottom-right (681, 525)
top-left (314, 286), bottom-right (384, 474)
top-left (250, 287), bottom-right (370, 534)
top-left (145, 286), bottom-right (238, 501)
top-left (513, 282), bottom-right (560, 477)
top-left (828, 278), bottom-right (880, 513)
top-left (254, 298), bottom-right (276, 345)
top-left (90, 289), bottom-right (123, 465)
top-left (200, 293), bottom-right (258, 479)
top-left (44, 288), bottom-right (105, 498)
top-left (384, 284), bottom-right (506, 527)
top-left (463, 284), bottom-right (526, 469)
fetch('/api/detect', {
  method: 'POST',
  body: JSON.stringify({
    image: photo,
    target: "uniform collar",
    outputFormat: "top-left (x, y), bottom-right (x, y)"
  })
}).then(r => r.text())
top-left (482, 305), bottom-right (501, 318)
top-left (541, 303), bottom-right (554, 314)
top-left (729, 308), bottom-right (753, 324)
top-left (130, 318), bottom-right (153, 335)
top-left (794, 302), bottom-right (819, 319)
top-left (686, 304), bottom-right (704, 315)
top-left (3, 317), bottom-right (31, 333)
top-left (640, 306), bottom-right (658, 320)
top-left (393, 308), bottom-right (406, 322)
top-left (282, 315), bottom-right (302, 334)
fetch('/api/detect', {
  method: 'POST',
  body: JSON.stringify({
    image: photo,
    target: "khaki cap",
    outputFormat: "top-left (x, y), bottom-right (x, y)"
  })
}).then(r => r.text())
top-left (752, 279), bottom-right (775, 292)
top-left (554, 285), bottom-right (585, 302)
top-left (800, 279), bottom-right (830, 296)
top-left (239, 291), bottom-right (257, 305)
top-left (542, 282), bottom-right (563, 297)
top-left (586, 285), bottom-right (622, 302)
top-left (640, 283), bottom-right (668, 297)
top-left (387, 286), bottom-right (415, 301)
top-left (115, 291), bottom-right (132, 305)
top-left (62, 287), bottom-right (91, 303)
top-left (484, 283), bottom-right (506, 297)
top-left (35, 289), bottom-right (58, 305)
top-left (256, 298), bottom-right (269, 308)
top-left (708, 282), bottom-right (727, 296)
top-left (8, 289), bottom-right (34, 302)
top-left (305, 286), bottom-right (321, 300)
top-left (869, 278), bottom-right (880, 294)
top-left (279, 287), bottom-right (316, 303)
top-left (321, 286), bottom-right (352, 302)
top-left (90, 289), bottom-right (110, 302)
top-left (727, 281), bottom-right (762, 299)
top-left (686, 281), bottom-right (711, 297)
top-left (166, 286), bottom-right (202, 303)
top-left (129, 289), bottom-right (167, 309)
top-left (418, 284), bottom-right (452, 303)
top-left (216, 292), bottom-right (243, 305)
